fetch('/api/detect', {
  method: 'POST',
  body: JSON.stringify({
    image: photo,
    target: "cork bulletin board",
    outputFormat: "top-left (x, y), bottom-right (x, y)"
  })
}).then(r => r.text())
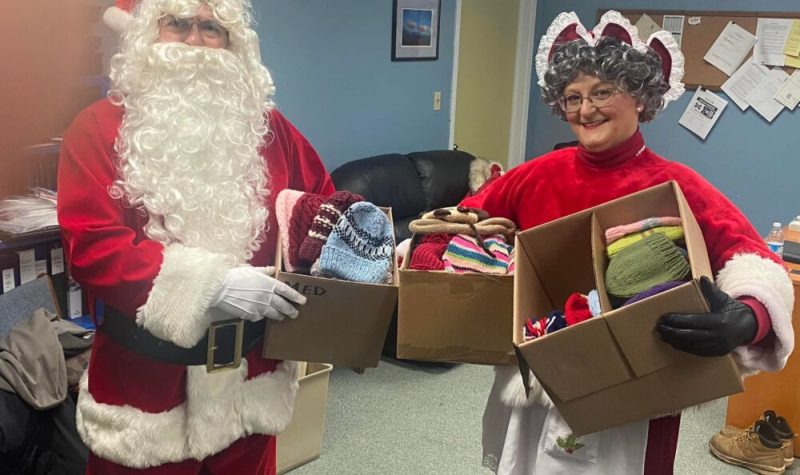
top-left (601, 10), bottom-right (800, 90)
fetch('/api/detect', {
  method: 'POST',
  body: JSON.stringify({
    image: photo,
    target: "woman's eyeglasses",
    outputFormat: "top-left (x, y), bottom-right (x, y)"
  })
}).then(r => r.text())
top-left (159, 14), bottom-right (228, 42)
top-left (558, 88), bottom-right (619, 113)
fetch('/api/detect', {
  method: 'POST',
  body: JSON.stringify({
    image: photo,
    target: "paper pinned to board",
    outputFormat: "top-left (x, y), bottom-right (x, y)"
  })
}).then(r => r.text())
top-left (745, 68), bottom-right (789, 122)
top-left (688, 17), bottom-right (702, 26)
top-left (774, 69), bottom-right (800, 110)
top-left (783, 19), bottom-right (800, 57)
top-left (721, 62), bottom-right (770, 111)
top-left (662, 15), bottom-right (685, 47)
top-left (704, 22), bottom-right (756, 76)
top-left (754, 18), bottom-right (794, 66)
top-left (678, 87), bottom-right (728, 140)
top-left (634, 13), bottom-right (662, 42)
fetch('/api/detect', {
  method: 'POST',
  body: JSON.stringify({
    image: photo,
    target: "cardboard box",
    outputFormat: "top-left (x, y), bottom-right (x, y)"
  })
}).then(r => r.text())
top-left (514, 181), bottom-right (743, 435)
top-left (397, 235), bottom-right (515, 365)
top-left (262, 209), bottom-right (397, 368)
top-left (276, 362), bottom-right (333, 474)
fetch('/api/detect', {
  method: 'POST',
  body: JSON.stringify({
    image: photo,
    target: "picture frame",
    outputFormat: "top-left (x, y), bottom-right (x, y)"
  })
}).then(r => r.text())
top-left (391, 0), bottom-right (441, 61)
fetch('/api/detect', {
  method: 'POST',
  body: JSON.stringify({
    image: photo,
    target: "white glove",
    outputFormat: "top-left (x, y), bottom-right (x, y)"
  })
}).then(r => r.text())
top-left (210, 266), bottom-right (306, 322)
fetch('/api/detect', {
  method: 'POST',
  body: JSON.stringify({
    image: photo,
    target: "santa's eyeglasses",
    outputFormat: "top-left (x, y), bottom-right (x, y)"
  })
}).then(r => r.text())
top-left (159, 14), bottom-right (229, 42)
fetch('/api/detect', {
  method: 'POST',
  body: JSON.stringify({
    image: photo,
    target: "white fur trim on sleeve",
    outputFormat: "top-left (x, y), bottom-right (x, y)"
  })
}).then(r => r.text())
top-left (136, 244), bottom-right (229, 348)
top-left (496, 365), bottom-right (554, 409)
top-left (76, 361), bottom-right (299, 468)
top-left (716, 253), bottom-right (795, 375)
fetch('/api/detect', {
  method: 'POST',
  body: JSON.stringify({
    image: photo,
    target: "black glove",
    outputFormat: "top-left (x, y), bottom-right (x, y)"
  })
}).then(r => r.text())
top-left (657, 276), bottom-right (758, 357)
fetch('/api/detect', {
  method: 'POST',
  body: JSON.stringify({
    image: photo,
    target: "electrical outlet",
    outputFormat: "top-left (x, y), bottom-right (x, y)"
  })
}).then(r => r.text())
top-left (433, 91), bottom-right (442, 111)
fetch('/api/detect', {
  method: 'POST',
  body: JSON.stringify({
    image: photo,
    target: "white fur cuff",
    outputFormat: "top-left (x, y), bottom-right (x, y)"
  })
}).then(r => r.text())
top-left (716, 253), bottom-right (795, 375)
top-left (136, 244), bottom-right (229, 348)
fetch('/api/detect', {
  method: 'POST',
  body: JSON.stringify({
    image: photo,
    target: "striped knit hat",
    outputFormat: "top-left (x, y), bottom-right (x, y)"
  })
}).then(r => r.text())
top-left (298, 191), bottom-right (364, 265)
top-left (319, 202), bottom-right (393, 283)
top-left (442, 234), bottom-right (512, 274)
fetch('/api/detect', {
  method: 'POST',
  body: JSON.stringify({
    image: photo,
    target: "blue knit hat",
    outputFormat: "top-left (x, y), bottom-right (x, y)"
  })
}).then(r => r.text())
top-left (319, 202), bottom-right (394, 283)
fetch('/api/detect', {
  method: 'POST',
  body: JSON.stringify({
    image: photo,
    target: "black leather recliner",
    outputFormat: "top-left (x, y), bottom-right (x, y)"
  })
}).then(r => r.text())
top-left (330, 150), bottom-right (476, 242)
top-left (330, 149), bottom-right (477, 359)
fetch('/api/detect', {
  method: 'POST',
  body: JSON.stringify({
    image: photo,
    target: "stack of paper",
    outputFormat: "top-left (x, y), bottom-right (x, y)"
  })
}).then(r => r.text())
top-left (0, 189), bottom-right (58, 235)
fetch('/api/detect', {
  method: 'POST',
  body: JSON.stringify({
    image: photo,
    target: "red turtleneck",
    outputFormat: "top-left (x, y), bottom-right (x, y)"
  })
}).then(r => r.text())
top-left (576, 129), bottom-right (647, 169)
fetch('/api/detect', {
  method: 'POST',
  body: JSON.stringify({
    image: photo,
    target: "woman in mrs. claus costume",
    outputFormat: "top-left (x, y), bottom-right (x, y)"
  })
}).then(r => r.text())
top-left (461, 11), bottom-right (794, 475)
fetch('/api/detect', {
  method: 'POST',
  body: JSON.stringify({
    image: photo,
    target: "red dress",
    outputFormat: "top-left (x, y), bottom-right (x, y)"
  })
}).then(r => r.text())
top-left (465, 131), bottom-right (794, 474)
top-left (57, 99), bottom-right (334, 473)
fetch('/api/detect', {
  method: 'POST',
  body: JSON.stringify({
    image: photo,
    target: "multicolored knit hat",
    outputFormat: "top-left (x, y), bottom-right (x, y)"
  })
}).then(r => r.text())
top-left (605, 233), bottom-right (691, 298)
top-left (298, 191), bottom-right (364, 265)
top-left (442, 234), bottom-right (512, 275)
top-left (319, 202), bottom-right (394, 283)
top-left (275, 189), bottom-right (327, 273)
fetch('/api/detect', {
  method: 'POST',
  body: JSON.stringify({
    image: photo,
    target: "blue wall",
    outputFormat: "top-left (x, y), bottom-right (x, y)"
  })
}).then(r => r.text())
top-left (526, 1), bottom-right (800, 234)
top-left (252, 0), bottom-right (456, 172)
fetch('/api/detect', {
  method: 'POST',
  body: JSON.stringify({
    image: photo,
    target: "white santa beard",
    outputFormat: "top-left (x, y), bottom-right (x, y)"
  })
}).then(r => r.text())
top-left (114, 43), bottom-right (269, 264)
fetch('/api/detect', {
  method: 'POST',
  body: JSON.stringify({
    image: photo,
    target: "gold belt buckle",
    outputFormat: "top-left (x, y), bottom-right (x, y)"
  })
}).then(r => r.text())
top-left (206, 319), bottom-right (244, 373)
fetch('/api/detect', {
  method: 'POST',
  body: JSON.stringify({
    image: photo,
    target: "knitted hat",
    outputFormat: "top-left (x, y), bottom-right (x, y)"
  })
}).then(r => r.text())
top-left (564, 293), bottom-right (593, 326)
top-left (298, 191), bottom-right (364, 265)
top-left (622, 280), bottom-right (685, 307)
top-left (319, 202), bottom-right (393, 283)
top-left (587, 289), bottom-right (602, 317)
top-left (275, 189), bottom-right (327, 272)
top-left (605, 233), bottom-right (691, 298)
top-left (442, 234), bottom-right (512, 275)
top-left (606, 225), bottom-right (685, 257)
top-left (409, 234), bottom-right (450, 271)
top-left (103, 0), bottom-right (137, 33)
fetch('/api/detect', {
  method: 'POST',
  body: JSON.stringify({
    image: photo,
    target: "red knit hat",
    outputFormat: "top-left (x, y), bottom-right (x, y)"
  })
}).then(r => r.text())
top-left (275, 189), bottom-right (327, 272)
top-left (298, 191), bottom-right (364, 265)
top-left (564, 292), bottom-right (593, 326)
top-left (103, 0), bottom-right (137, 33)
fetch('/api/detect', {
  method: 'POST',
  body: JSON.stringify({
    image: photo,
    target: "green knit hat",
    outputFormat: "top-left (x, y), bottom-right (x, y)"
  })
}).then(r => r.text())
top-left (605, 233), bottom-right (691, 298)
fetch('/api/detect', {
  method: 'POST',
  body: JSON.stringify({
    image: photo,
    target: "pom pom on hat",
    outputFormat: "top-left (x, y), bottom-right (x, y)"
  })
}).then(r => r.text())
top-left (298, 191), bottom-right (364, 265)
top-left (103, 0), bottom-right (137, 33)
top-left (319, 202), bottom-right (393, 283)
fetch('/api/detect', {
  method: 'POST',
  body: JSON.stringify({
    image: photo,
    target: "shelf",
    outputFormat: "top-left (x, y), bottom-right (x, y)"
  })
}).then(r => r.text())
top-left (0, 227), bottom-right (62, 251)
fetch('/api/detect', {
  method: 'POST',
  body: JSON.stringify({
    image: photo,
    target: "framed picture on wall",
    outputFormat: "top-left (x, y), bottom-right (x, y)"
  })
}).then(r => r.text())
top-left (392, 0), bottom-right (441, 61)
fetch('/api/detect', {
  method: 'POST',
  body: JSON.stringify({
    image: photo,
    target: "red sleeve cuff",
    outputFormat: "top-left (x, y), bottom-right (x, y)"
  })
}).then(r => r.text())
top-left (738, 296), bottom-right (772, 345)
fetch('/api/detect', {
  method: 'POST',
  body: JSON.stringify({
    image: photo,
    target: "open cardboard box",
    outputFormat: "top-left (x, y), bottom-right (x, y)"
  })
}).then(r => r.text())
top-left (514, 181), bottom-right (743, 435)
top-left (397, 234), bottom-right (515, 365)
top-left (262, 209), bottom-right (397, 368)
top-left (276, 362), bottom-right (333, 474)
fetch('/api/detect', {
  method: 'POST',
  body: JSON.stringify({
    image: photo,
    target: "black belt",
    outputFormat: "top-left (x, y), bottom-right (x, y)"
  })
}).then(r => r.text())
top-left (100, 306), bottom-right (265, 372)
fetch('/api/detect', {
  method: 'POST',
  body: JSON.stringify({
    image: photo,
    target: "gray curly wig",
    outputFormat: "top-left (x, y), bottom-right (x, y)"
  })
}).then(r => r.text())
top-left (541, 37), bottom-right (668, 122)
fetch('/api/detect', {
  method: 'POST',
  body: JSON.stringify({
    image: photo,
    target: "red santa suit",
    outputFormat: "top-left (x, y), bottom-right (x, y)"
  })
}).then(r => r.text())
top-left (463, 130), bottom-right (795, 474)
top-left (57, 98), bottom-right (334, 473)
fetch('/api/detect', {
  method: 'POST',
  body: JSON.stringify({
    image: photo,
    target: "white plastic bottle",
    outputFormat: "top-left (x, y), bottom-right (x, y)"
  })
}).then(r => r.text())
top-left (765, 222), bottom-right (784, 258)
top-left (789, 216), bottom-right (800, 233)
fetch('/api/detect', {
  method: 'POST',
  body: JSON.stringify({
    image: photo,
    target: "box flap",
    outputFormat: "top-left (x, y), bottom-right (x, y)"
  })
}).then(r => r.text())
top-left (603, 280), bottom-right (709, 377)
top-left (517, 317), bottom-right (632, 401)
top-left (673, 183), bottom-right (712, 280)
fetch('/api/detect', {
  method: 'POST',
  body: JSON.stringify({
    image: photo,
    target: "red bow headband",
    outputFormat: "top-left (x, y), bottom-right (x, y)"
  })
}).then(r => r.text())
top-left (535, 11), bottom-right (685, 107)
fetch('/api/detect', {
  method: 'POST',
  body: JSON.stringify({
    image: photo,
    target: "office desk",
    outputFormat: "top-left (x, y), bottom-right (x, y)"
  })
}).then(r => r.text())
top-left (725, 234), bottom-right (800, 456)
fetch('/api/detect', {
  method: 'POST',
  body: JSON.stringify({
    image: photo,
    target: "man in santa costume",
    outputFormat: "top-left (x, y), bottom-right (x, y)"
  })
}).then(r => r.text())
top-left (57, 0), bottom-right (334, 473)
top-left (464, 10), bottom-right (795, 475)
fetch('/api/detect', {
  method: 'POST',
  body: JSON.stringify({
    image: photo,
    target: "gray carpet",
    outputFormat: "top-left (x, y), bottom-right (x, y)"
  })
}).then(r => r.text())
top-left (288, 360), bottom-right (797, 474)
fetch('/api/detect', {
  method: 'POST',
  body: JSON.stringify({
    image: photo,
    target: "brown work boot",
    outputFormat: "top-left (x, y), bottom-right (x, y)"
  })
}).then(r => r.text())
top-left (710, 420), bottom-right (785, 474)
top-left (764, 410), bottom-right (796, 468)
